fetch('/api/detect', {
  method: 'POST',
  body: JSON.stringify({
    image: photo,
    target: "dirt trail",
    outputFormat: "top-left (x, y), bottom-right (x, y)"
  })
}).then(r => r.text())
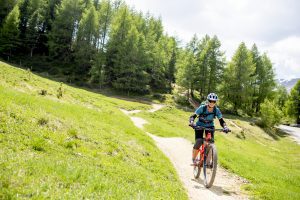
top-left (277, 125), bottom-right (300, 144)
top-left (121, 104), bottom-right (249, 200)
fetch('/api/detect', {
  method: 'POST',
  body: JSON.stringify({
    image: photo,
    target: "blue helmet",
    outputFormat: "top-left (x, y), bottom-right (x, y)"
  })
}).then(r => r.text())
top-left (207, 93), bottom-right (218, 101)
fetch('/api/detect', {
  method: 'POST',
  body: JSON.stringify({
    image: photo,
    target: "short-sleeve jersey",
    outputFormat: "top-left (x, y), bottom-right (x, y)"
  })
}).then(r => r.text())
top-left (195, 104), bottom-right (222, 127)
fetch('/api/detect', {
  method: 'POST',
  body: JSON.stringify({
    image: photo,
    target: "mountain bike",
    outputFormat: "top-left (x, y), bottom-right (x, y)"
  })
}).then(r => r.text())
top-left (190, 125), bottom-right (230, 188)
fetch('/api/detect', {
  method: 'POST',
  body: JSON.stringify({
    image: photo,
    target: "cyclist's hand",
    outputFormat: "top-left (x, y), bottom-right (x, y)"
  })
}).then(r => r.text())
top-left (189, 122), bottom-right (194, 127)
top-left (223, 126), bottom-right (230, 133)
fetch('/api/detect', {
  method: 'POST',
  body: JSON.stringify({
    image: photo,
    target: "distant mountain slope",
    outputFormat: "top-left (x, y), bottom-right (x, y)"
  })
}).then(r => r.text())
top-left (276, 78), bottom-right (300, 92)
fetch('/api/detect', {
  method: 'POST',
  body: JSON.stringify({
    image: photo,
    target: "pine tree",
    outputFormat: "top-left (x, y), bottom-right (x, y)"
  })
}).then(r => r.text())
top-left (0, 0), bottom-right (17, 27)
top-left (97, 0), bottom-right (113, 51)
top-left (18, 0), bottom-right (30, 40)
top-left (89, 0), bottom-right (114, 87)
top-left (26, 0), bottom-right (47, 57)
top-left (176, 48), bottom-right (196, 97)
top-left (250, 44), bottom-right (276, 113)
top-left (222, 42), bottom-right (255, 113)
top-left (205, 36), bottom-right (225, 97)
top-left (48, 0), bottom-right (82, 62)
top-left (166, 38), bottom-right (177, 90)
top-left (0, 4), bottom-right (20, 60)
top-left (146, 19), bottom-right (166, 91)
top-left (195, 35), bottom-right (210, 99)
top-left (106, 4), bottom-right (131, 84)
top-left (106, 6), bottom-right (149, 93)
top-left (74, 5), bottom-right (99, 78)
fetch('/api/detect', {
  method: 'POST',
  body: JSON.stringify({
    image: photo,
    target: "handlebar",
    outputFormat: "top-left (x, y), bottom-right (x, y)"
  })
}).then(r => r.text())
top-left (189, 125), bottom-right (231, 133)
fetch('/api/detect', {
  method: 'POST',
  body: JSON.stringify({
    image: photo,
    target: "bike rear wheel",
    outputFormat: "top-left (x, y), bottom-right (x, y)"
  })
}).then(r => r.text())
top-left (203, 144), bottom-right (218, 188)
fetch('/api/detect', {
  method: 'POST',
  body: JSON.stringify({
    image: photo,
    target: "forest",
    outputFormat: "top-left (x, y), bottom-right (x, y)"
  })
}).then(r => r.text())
top-left (0, 0), bottom-right (299, 124)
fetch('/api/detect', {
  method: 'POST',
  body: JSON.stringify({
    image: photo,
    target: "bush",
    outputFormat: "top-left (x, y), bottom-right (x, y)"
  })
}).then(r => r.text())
top-left (260, 99), bottom-right (283, 127)
top-left (57, 83), bottom-right (63, 98)
top-left (38, 117), bottom-right (48, 126)
top-left (39, 89), bottom-right (47, 96)
top-left (174, 93), bottom-right (189, 106)
top-left (32, 138), bottom-right (46, 151)
top-left (152, 93), bottom-right (166, 101)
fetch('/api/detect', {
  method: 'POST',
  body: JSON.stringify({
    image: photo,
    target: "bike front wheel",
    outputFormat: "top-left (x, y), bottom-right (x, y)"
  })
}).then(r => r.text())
top-left (203, 144), bottom-right (218, 188)
top-left (193, 153), bottom-right (202, 179)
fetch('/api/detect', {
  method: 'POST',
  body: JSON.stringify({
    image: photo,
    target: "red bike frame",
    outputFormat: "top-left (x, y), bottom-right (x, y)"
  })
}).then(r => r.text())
top-left (196, 132), bottom-right (212, 167)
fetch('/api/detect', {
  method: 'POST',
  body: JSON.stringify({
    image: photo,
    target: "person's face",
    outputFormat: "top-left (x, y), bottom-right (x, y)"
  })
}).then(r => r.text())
top-left (208, 100), bottom-right (216, 107)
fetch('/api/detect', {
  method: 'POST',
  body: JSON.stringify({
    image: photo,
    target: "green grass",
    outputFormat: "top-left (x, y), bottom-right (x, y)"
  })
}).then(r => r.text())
top-left (0, 61), bottom-right (188, 199)
top-left (136, 106), bottom-right (300, 200)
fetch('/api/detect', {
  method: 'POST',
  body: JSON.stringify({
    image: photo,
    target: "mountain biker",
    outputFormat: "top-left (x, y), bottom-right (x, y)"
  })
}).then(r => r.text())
top-left (189, 93), bottom-right (230, 165)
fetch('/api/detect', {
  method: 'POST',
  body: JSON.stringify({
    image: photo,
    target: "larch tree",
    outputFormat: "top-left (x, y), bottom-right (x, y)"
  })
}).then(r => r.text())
top-left (222, 42), bottom-right (255, 113)
top-left (0, 4), bottom-right (20, 59)
top-left (48, 0), bottom-right (82, 62)
top-left (74, 5), bottom-right (99, 78)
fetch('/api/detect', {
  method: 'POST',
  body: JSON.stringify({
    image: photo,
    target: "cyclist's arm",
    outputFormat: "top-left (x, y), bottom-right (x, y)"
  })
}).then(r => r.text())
top-left (189, 113), bottom-right (197, 124)
top-left (189, 105), bottom-right (204, 124)
top-left (216, 108), bottom-right (227, 128)
top-left (219, 118), bottom-right (227, 128)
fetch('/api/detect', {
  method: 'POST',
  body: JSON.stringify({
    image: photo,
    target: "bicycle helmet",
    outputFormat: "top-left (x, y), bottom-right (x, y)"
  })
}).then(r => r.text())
top-left (207, 93), bottom-right (218, 101)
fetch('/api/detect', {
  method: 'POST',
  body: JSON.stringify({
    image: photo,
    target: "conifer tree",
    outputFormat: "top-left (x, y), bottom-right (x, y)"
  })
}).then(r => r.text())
top-left (222, 42), bottom-right (255, 113)
top-left (106, 5), bottom-right (149, 93)
top-left (74, 5), bottom-right (99, 77)
top-left (26, 0), bottom-right (46, 57)
top-left (48, 0), bottom-right (82, 61)
top-left (0, 4), bottom-right (20, 59)
top-left (0, 0), bottom-right (16, 27)
top-left (250, 44), bottom-right (276, 113)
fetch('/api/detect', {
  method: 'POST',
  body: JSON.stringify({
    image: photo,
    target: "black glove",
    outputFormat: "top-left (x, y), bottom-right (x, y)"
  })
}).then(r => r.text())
top-left (223, 126), bottom-right (230, 133)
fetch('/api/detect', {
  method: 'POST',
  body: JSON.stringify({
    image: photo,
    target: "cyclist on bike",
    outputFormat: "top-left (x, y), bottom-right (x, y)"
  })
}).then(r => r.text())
top-left (189, 93), bottom-right (230, 165)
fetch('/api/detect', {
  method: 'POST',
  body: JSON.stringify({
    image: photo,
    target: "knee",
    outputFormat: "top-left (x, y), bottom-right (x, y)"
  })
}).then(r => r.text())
top-left (193, 138), bottom-right (203, 149)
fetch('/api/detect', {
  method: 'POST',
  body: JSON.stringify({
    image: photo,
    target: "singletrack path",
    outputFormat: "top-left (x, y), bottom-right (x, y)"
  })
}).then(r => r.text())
top-left (121, 104), bottom-right (249, 200)
top-left (277, 125), bottom-right (300, 144)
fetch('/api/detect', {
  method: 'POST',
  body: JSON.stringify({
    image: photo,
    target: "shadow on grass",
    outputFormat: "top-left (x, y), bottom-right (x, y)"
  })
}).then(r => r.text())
top-left (263, 127), bottom-right (289, 140)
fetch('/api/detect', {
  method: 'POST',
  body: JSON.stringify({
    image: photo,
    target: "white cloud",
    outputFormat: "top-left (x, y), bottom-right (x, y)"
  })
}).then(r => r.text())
top-left (124, 0), bottom-right (300, 79)
top-left (263, 36), bottom-right (300, 79)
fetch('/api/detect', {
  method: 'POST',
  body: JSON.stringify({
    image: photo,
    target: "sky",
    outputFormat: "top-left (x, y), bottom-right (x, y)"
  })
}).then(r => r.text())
top-left (124, 0), bottom-right (300, 80)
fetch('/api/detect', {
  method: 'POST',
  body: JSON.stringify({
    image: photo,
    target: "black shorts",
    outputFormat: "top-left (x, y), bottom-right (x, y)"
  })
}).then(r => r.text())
top-left (195, 126), bottom-right (215, 141)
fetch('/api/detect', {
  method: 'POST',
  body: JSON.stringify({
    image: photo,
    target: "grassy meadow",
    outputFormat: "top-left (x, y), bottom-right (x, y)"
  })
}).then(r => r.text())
top-left (1, 60), bottom-right (300, 200)
top-left (0, 61), bottom-right (188, 199)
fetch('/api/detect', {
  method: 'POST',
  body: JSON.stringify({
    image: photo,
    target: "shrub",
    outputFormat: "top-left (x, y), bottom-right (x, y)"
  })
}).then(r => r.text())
top-left (260, 99), bottom-right (283, 127)
top-left (39, 89), bottom-right (47, 96)
top-left (68, 128), bottom-right (78, 138)
top-left (152, 93), bottom-right (166, 101)
top-left (32, 138), bottom-right (46, 151)
top-left (38, 117), bottom-right (48, 126)
top-left (57, 83), bottom-right (63, 98)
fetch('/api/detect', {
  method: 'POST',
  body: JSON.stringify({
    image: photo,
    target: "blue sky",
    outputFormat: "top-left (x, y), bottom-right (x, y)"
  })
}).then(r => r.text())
top-left (124, 0), bottom-right (300, 80)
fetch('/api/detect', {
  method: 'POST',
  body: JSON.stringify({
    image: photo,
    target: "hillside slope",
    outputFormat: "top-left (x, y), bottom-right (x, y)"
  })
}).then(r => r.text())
top-left (0, 61), bottom-right (188, 199)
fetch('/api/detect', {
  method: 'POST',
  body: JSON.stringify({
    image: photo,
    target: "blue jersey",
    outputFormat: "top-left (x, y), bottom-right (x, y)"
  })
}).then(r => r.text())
top-left (195, 104), bottom-right (222, 127)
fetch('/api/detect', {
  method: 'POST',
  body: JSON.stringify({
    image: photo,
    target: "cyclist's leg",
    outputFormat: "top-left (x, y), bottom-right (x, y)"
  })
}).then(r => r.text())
top-left (192, 129), bottom-right (204, 163)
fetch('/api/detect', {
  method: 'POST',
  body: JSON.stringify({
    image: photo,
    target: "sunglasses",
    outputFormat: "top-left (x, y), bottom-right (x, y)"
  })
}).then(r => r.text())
top-left (209, 100), bottom-right (216, 103)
